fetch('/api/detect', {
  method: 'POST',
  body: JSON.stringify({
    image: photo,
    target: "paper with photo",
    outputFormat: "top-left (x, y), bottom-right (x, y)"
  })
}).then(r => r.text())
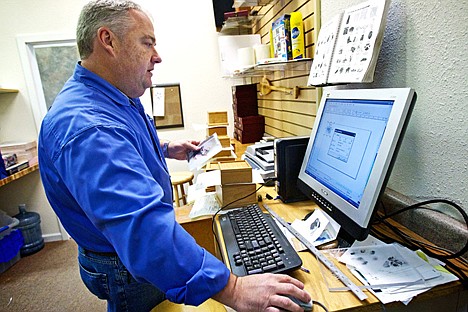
top-left (291, 209), bottom-right (340, 247)
top-left (187, 133), bottom-right (222, 171)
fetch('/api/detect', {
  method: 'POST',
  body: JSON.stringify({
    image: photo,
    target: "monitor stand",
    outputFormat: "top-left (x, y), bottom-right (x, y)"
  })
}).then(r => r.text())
top-left (335, 229), bottom-right (355, 248)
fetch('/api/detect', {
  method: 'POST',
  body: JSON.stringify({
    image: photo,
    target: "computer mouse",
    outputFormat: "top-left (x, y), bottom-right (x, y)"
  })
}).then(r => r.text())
top-left (284, 294), bottom-right (313, 311)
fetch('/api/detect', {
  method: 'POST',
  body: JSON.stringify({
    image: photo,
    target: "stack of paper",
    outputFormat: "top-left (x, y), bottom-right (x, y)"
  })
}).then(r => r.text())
top-left (323, 236), bottom-right (459, 305)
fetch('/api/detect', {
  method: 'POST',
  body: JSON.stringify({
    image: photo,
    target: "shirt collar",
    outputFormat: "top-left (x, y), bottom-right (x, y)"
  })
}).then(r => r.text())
top-left (74, 62), bottom-right (135, 107)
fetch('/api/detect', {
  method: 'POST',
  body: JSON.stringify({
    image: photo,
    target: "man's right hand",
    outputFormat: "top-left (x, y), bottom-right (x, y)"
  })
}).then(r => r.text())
top-left (212, 273), bottom-right (312, 312)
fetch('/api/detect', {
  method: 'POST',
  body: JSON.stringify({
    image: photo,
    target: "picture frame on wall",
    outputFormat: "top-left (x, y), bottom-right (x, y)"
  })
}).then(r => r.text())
top-left (150, 83), bottom-right (184, 129)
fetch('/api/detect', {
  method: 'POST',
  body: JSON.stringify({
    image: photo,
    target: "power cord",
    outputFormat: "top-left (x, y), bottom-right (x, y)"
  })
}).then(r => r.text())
top-left (371, 198), bottom-right (468, 287)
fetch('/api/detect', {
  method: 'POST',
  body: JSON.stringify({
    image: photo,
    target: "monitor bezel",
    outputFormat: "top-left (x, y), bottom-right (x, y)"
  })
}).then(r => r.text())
top-left (297, 88), bottom-right (416, 241)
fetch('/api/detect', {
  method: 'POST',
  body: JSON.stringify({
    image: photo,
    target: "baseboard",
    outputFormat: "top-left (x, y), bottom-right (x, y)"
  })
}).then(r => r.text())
top-left (43, 233), bottom-right (67, 242)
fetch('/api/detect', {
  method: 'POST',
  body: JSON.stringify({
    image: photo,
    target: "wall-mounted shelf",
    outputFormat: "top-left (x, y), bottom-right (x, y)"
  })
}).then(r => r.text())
top-left (225, 58), bottom-right (313, 79)
top-left (0, 163), bottom-right (39, 188)
top-left (220, 15), bottom-right (264, 35)
top-left (0, 88), bottom-right (19, 94)
top-left (233, 0), bottom-right (273, 8)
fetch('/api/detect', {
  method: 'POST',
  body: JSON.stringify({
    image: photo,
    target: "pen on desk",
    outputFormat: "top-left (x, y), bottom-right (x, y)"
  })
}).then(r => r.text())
top-left (300, 266), bottom-right (310, 274)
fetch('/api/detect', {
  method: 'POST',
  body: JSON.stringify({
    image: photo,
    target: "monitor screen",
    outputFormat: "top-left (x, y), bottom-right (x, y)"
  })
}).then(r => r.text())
top-left (298, 88), bottom-right (416, 242)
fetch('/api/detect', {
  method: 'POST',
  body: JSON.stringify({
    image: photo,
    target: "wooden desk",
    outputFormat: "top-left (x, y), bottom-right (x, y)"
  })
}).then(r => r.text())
top-left (164, 189), bottom-right (466, 311)
top-left (213, 193), bottom-right (467, 312)
top-left (174, 205), bottom-right (217, 257)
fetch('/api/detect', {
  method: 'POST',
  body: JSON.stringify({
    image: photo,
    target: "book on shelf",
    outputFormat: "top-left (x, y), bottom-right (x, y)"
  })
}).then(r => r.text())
top-left (308, 0), bottom-right (391, 86)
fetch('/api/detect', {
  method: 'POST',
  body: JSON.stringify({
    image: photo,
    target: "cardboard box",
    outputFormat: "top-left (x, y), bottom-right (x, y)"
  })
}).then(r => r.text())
top-left (218, 160), bottom-right (252, 184)
top-left (208, 111), bottom-right (228, 126)
top-left (272, 14), bottom-right (292, 61)
top-left (290, 12), bottom-right (305, 59)
top-left (216, 183), bottom-right (257, 209)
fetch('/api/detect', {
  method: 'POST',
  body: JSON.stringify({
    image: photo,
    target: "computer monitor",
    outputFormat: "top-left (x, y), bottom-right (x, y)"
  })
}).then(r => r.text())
top-left (297, 88), bottom-right (416, 243)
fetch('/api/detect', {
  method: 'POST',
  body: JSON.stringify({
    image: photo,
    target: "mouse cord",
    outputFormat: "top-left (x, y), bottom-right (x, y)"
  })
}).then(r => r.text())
top-left (312, 300), bottom-right (330, 312)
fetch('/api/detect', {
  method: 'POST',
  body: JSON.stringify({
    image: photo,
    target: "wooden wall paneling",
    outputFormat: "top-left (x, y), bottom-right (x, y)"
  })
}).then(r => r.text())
top-left (265, 125), bottom-right (285, 138)
top-left (263, 115), bottom-right (284, 130)
top-left (259, 105), bottom-right (283, 120)
top-left (282, 100), bottom-right (317, 116)
top-left (282, 110), bottom-right (314, 125)
top-left (258, 98), bottom-right (283, 111)
top-left (247, 0), bottom-right (321, 137)
top-left (282, 121), bottom-right (313, 136)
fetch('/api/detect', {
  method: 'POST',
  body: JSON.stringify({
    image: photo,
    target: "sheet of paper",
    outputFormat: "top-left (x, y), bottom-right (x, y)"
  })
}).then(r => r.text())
top-left (152, 87), bottom-right (165, 117)
top-left (194, 170), bottom-right (222, 188)
top-left (189, 192), bottom-right (221, 218)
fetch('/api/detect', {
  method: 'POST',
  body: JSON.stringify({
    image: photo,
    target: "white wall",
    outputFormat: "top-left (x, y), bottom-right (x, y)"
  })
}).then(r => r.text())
top-left (322, 0), bottom-right (467, 214)
top-left (1, 0), bottom-right (466, 237)
top-left (0, 0), bottom-right (235, 238)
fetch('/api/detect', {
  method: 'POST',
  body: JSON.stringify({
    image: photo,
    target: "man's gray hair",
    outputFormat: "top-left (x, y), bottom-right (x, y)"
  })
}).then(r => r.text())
top-left (76, 0), bottom-right (142, 59)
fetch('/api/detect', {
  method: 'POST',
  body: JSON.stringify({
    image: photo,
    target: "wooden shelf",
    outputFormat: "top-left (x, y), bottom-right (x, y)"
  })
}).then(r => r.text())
top-left (0, 163), bottom-right (39, 187)
top-left (0, 88), bottom-right (19, 94)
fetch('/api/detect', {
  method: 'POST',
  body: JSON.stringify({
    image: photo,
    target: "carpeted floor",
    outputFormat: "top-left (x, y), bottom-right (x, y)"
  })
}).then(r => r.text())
top-left (0, 239), bottom-right (106, 311)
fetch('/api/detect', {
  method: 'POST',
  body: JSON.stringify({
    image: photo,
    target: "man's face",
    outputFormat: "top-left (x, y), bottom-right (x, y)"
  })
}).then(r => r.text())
top-left (114, 10), bottom-right (161, 98)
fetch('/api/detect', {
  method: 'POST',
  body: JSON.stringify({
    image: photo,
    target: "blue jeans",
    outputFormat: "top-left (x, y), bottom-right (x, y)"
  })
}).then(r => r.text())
top-left (78, 246), bottom-right (166, 312)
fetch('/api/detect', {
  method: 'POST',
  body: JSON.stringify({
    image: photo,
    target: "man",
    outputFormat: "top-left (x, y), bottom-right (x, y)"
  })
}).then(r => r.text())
top-left (38, 1), bottom-right (311, 311)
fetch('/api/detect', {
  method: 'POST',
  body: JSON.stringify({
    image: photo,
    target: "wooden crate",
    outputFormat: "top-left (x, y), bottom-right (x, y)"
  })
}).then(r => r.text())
top-left (208, 111), bottom-right (228, 126)
top-left (216, 183), bottom-right (257, 209)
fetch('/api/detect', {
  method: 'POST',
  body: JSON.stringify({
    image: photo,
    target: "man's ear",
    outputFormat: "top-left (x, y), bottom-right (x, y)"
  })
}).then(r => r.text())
top-left (97, 27), bottom-right (117, 56)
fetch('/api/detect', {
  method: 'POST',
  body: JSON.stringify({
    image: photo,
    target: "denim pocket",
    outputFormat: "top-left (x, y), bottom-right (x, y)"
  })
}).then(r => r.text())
top-left (78, 262), bottom-right (110, 300)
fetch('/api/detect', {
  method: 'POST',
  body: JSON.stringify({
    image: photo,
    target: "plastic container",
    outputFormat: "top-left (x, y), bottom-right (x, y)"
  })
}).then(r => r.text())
top-left (0, 210), bottom-right (24, 273)
top-left (13, 204), bottom-right (44, 256)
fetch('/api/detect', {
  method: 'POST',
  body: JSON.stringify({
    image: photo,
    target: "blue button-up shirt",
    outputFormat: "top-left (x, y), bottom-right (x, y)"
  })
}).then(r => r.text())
top-left (38, 63), bottom-right (230, 305)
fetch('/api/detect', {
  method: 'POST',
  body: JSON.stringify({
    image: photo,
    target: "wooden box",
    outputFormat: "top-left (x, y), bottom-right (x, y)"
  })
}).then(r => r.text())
top-left (217, 135), bottom-right (232, 148)
top-left (208, 111), bottom-right (228, 126)
top-left (216, 183), bottom-right (257, 209)
top-left (207, 126), bottom-right (228, 137)
top-left (215, 148), bottom-right (234, 158)
top-left (234, 125), bottom-right (264, 144)
top-left (218, 160), bottom-right (252, 184)
top-left (212, 155), bottom-right (236, 162)
top-left (232, 84), bottom-right (258, 117)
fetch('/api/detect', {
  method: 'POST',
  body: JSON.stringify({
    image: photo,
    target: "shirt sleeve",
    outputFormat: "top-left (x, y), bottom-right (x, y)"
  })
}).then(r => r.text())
top-left (55, 125), bottom-right (230, 305)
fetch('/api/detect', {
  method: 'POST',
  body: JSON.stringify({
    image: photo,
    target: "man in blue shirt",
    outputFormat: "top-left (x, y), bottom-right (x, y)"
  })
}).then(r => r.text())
top-left (38, 1), bottom-right (311, 311)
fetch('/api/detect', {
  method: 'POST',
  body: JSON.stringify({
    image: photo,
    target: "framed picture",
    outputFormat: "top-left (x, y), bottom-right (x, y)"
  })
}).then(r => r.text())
top-left (151, 83), bottom-right (184, 129)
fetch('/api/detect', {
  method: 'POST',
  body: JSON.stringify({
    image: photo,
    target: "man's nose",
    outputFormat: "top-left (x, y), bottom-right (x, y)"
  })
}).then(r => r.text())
top-left (152, 48), bottom-right (162, 64)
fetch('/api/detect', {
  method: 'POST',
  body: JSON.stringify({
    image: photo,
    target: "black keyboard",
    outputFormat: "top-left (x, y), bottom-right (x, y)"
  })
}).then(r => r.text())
top-left (218, 204), bottom-right (302, 276)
